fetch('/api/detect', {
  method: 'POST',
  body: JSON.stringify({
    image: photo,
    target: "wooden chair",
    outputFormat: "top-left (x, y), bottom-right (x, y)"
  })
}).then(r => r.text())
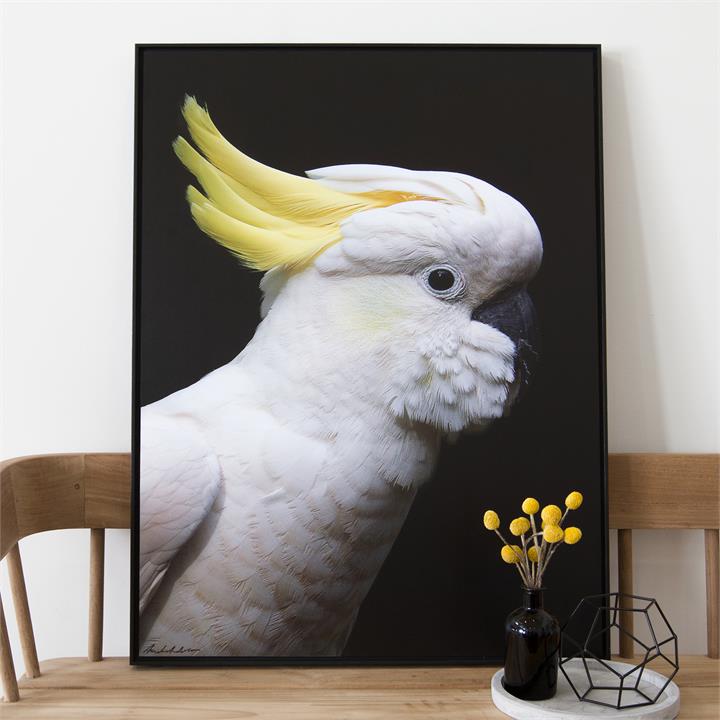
top-left (608, 453), bottom-right (720, 659)
top-left (1, 451), bottom-right (718, 713)
top-left (1, 453), bottom-right (130, 702)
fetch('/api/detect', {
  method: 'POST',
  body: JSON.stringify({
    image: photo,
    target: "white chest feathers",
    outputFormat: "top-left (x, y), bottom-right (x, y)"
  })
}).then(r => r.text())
top-left (139, 390), bottom-right (437, 655)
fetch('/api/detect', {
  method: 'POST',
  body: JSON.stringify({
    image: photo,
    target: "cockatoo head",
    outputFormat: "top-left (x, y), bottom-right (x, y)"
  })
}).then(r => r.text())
top-left (174, 97), bottom-right (542, 434)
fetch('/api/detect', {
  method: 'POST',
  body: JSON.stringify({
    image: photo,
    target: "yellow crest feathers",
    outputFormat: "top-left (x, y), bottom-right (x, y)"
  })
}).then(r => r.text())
top-left (174, 96), bottom-right (431, 270)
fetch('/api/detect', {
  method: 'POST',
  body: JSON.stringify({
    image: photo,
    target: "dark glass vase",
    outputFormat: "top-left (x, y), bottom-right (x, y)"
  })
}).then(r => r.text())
top-left (502, 588), bottom-right (560, 700)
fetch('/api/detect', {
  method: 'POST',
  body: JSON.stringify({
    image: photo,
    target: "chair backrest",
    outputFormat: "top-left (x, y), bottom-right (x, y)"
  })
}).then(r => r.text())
top-left (608, 453), bottom-right (719, 531)
top-left (608, 453), bottom-right (720, 659)
top-left (1, 453), bottom-right (131, 557)
top-left (1, 453), bottom-right (130, 702)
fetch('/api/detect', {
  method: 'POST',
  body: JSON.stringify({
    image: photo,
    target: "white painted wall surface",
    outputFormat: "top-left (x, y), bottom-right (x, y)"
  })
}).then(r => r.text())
top-left (1, 1), bottom-right (718, 676)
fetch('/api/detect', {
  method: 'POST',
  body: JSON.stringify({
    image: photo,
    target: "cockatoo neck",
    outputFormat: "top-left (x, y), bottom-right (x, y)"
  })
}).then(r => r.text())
top-left (235, 267), bottom-right (440, 489)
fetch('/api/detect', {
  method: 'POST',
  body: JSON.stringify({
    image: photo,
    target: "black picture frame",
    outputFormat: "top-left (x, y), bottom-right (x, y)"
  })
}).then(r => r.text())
top-left (131, 43), bottom-right (608, 667)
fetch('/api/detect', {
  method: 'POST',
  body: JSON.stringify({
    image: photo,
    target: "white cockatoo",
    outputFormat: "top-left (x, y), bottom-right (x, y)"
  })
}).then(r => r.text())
top-left (139, 96), bottom-right (542, 657)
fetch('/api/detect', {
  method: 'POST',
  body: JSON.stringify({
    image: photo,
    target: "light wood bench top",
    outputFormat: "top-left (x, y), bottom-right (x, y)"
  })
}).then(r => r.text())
top-left (2, 655), bottom-right (718, 719)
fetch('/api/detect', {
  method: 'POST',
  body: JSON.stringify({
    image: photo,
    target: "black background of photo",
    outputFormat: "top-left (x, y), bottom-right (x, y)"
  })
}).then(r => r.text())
top-left (133, 45), bottom-right (607, 664)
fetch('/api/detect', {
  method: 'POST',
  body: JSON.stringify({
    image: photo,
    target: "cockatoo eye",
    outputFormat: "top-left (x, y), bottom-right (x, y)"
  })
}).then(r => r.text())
top-left (420, 264), bottom-right (466, 300)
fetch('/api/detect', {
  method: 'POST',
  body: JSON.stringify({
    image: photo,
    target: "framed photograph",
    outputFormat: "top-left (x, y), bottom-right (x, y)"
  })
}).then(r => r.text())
top-left (131, 44), bottom-right (607, 665)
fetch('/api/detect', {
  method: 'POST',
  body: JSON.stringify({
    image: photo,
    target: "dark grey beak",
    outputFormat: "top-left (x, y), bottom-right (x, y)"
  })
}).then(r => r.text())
top-left (471, 288), bottom-right (539, 400)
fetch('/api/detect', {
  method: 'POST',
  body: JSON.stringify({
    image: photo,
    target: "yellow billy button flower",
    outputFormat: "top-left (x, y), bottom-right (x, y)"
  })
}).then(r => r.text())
top-left (509, 517), bottom-right (531, 536)
top-left (501, 545), bottom-right (523, 564)
top-left (527, 546), bottom-right (539, 563)
top-left (564, 527), bottom-right (582, 544)
top-left (543, 524), bottom-right (564, 543)
top-left (541, 504), bottom-right (562, 525)
top-left (565, 491), bottom-right (584, 510)
top-left (483, 510), bottom-right (500, 530)
top-left (522, 497), bottom-right (540, 515)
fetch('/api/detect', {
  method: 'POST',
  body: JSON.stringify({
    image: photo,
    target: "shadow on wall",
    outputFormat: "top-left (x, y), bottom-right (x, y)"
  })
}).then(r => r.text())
top-left (602, 54), bottom-right (667, 451)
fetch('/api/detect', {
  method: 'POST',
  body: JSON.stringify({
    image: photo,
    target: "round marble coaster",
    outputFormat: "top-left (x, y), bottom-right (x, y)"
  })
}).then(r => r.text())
top-left (491, 659), bottom-right (680, 719)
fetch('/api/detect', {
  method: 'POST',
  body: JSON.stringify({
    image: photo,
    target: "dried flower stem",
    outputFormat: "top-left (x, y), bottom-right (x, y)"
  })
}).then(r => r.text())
top-left (545, 539), bottom-right (564, 565)
top-left (536, 537), bottom-right (549, 584)
top-left (520, 534), bottom-right (531, 583)
top-left (493, 529), bottom-right (530, 585)
top-left (536, 513), bottom-right (570, 581)
top-left (528, 515), bottom-right (542, 586)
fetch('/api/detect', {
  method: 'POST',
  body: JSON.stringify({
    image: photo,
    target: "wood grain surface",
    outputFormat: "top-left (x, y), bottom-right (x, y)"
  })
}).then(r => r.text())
top-left (1, 656), bottom-right (717, 718)
top-left (608, 453), bottom-right (719, 530)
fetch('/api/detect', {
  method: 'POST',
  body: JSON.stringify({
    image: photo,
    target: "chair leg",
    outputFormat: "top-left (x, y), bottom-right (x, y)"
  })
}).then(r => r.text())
top-left (705, 529), bottom-right (719, 658)
top-left (1, 595), bottom-right (20, 702)
top-left (6, 545), bottom-right (40, 678)
top-left (88, 529), bottom-right (105, 662)
top-left (618, 528), bottom-right (634, 658)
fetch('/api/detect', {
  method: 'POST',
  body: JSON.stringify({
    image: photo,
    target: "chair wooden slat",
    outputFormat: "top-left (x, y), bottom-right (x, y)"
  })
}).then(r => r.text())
top-left (617, 528), bottom-right (634, 658)
top-left (1, 596), bottom-right (19, 702)
top-left (705, 529), bottom-right (719, 658)
top-left (6, 545), bottom-right (40, 678)
top-left (88, 529), bottom-right (105, 662)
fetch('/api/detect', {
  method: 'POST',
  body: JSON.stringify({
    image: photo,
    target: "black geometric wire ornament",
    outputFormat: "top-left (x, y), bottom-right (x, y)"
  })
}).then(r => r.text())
top-left (560, 592), bottom-right (679, 710)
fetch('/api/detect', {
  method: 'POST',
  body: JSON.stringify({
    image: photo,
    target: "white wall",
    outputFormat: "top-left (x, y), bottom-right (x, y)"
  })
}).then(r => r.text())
top-left (1, 1), bottom-right (717, 676)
